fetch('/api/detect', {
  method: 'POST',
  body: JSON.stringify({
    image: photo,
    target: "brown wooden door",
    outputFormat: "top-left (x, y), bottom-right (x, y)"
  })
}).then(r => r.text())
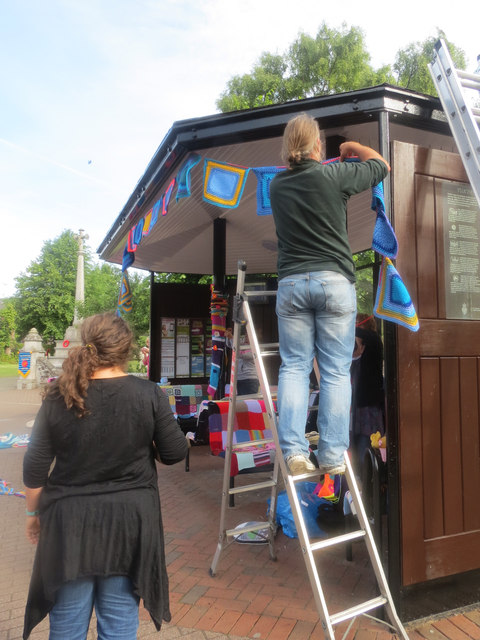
top-left (393, 141), bottom-right (480, 586)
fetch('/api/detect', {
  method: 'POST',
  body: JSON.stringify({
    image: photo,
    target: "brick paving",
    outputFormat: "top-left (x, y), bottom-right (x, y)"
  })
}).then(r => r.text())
top-left (1, 378), bottom-right (480, 639)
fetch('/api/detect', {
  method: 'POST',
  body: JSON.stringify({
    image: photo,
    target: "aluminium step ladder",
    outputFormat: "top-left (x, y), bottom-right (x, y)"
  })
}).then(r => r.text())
top-left (429, 38), bottom-right (480, 207)
top-left (209, 260), bottom-right (409, 639)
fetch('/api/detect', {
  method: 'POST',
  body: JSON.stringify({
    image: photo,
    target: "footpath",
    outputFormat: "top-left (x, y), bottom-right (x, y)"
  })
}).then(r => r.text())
top-left (1, 377), bottom-right (480, 639)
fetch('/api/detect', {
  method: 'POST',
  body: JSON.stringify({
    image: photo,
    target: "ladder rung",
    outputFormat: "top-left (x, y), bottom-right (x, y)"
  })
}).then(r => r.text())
top-left (461, 79), bottom-right (480, 91)
top-left (229, 479), bottom-right (276, 494)
top-left (233, 438), bottom-right (275, 449)
top-left (458, 69), bottom-right (480, 84)
top-left (289, 469), bottom-right (323, 481)
top-left (329, 596), bottom-right (388, 626)
top-left (310, 529), bottom-right (366, 551)
top-left (243, 290), bottom-right (277, 298)
top-left (226, 521), bottom-right (271, 538)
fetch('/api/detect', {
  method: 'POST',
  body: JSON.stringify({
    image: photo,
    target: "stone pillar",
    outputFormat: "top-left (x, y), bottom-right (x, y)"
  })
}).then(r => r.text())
top-left (17, 328), bottom-right (44, 390)
top-left (73, 229), bottom-right (89, 325)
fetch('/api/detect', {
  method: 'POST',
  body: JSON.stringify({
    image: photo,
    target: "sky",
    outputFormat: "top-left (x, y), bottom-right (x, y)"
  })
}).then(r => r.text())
top-left (1, 0), bottom-right (479, 299)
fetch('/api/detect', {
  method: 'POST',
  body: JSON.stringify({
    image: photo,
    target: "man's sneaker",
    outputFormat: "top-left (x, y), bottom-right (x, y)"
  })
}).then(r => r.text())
top-left (285, 453), bottom-right (316, 476)
top-left (317, 462), bottom-right (346, 476)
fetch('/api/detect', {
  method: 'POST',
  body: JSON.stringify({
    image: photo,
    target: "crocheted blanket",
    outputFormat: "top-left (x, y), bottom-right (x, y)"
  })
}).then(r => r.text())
top-left (207, 399), bottom-right (276, 476)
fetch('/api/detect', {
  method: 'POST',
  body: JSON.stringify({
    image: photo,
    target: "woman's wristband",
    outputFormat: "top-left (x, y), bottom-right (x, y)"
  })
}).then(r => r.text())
top-left (26, 509), bottom-right (39, 516)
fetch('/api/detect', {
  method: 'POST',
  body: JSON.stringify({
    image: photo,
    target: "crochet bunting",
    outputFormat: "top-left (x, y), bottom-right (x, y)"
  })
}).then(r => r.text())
top-left (143, 209), bottom-right (152, 236)
top-left (371, 183), bottom-right (398, 259)
top-left (176, 153), bottom-right (201, 201)
top-left (252, 166), bottom-right (286, 215)
top-left (162, 177), bottom-right (176, 216)
top-left (122, 245), bottom-right (135, 271)
top-left (116, 271), bottom-right (132, 316)
top-left (203, 159), bottom-right (249, 209)
top-left (374, 257), bottom-right (419, 331)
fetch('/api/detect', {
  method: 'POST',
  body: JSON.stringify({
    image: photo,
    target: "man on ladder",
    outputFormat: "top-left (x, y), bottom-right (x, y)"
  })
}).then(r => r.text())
top-left (210, 115), bottom-right (408, 639)
top-left (269, 113), bottom-right (390, 477)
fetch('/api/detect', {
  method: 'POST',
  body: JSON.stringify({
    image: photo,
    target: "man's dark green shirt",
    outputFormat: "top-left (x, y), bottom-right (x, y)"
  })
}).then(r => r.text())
top-left (270, 158), bottom-right (388, 282)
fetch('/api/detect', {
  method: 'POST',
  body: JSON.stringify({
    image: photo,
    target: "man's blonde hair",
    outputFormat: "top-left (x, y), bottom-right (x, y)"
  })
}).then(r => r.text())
top-left (281, 113), bottom-right (321, 166)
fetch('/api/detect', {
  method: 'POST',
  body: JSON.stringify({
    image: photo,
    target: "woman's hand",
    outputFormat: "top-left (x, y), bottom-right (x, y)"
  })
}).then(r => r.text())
top-left (26, 516), bottom-right (40, 545)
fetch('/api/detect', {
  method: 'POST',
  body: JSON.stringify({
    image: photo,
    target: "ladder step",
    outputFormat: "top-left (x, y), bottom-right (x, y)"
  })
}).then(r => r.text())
top-left (310, 529), bottom-right (366, 551)
top-left (233, 438), bottom-right (275, 449)
top-left (229, 479), bottom-right (277, 495)
top-left (329, 596), bottom-right (388, 626)
top-left (226, 521), bottom-right (271, 538)
top-left (243, 290), bottom-right (277, 298)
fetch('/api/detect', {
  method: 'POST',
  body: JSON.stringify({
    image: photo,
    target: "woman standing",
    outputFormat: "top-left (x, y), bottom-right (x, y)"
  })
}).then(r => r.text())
top-left (23, 313), bottom-right (188, 640)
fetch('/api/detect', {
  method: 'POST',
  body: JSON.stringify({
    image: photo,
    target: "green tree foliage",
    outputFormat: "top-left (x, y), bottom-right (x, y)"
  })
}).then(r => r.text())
top-left (127, 271), bottom-right (151, 344)
top-left (217, 23), bottom-right (465, 112)
top-left (393, 30), bottom-right (466, 94)
top-left (217, 22), bottom-right (393, 111)
top-left (13, 230), bottom-right (152, 348)
top-left (0, 300), bottom-right (18, 354)
top-left (353, 250), bottom-right (378, 314)
top-left (79, 261), bottom-right (122, 319)
top-left (14, 230), bottom-right (78, 345)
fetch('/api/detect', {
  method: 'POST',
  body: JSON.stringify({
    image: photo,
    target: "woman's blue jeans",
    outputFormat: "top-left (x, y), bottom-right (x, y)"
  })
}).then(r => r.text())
top-left (49, 575), bottom-right (139, 640)
top-left (276, 271), bottom-right (356, 468)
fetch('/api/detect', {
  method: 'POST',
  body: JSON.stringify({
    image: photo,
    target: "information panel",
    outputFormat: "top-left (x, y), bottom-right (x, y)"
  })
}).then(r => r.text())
top-left (442, 181), bottom-right (480, 319)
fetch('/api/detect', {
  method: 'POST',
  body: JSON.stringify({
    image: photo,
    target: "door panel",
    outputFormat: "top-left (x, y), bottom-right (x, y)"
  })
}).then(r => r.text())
top-left (393, 141), bottom-right (480, 585)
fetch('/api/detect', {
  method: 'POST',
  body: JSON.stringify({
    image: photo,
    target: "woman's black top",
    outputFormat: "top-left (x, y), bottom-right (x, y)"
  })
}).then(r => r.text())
top-left (23, 375), bottom-right (188, 639)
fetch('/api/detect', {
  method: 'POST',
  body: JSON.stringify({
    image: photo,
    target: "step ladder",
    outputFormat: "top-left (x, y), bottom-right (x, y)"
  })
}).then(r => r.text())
top-left (429, 38), bottom-right (480, 207)
top-left (209, 260), bottom-right (409, 640)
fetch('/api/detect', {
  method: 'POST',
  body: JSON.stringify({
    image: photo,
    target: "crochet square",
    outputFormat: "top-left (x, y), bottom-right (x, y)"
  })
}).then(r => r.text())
top-left (176, 153), bottom-right (201, 201)
top-left (252, 166), bottom-right (286, 215)
top-left (374, 257), bottom-right (419, 331)
top-left (203, 159), bottom-right (249, 208)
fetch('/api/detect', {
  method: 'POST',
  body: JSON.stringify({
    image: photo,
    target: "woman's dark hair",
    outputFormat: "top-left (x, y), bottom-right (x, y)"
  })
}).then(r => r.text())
top-left (44, 313), bottom-right (133, 416)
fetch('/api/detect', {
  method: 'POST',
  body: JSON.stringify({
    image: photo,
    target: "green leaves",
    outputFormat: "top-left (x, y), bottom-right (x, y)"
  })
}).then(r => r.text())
top-left (14, 230), bottom-right (77, 345)
top-left (217, 23), bottom-right (465, 112)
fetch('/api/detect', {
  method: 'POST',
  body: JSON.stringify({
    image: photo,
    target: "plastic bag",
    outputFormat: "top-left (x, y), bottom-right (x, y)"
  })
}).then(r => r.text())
top-left (268, 481), bottom-right (327, 539)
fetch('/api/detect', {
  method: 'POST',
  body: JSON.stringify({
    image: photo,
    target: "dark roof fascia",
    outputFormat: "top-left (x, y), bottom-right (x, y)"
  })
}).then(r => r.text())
top-left (98, 84), bottom-right (448, 257)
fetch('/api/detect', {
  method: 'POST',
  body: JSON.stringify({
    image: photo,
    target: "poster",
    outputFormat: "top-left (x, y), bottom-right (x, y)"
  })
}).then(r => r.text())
top-left (442, 182), bottom-right (480, 319)
top-left (160, 317), bottom-right (175, 378)
top-left (190, 319), bottom-right (205, 377)
top-left (176, 318), bottom-right (190, 377)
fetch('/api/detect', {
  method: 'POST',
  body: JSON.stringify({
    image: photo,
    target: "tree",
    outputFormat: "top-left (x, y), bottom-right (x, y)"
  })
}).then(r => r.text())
top-left (127, 271), bottom-right (151, 344)
top-left (79, 261), bottom-right (123, 319)
top-left (13, 231), bottom-right (153, 349)
top-left (217, 22), bottom-right (393, 111)
top-left (217, 24), bottom-right (465, 112)
top-left (393, 30), bottom-right (466, 95)
top-left (14, 230), bottom-right (78, 346)
top-left (0, 299), bottom-right (18, 354)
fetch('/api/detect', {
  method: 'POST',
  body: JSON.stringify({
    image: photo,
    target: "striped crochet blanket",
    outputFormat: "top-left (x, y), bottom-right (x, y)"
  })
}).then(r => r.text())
top-left (207, 399), bottom-right (276, 476)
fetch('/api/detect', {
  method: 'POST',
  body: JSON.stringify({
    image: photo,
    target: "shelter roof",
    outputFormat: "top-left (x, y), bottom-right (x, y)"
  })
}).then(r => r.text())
top-left (98, 84), bottom-right (451, 275)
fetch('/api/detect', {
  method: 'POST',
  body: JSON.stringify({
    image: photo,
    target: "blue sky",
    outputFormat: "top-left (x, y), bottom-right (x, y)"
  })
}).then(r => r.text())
top-left (1, 0), bottom-right (478, 298)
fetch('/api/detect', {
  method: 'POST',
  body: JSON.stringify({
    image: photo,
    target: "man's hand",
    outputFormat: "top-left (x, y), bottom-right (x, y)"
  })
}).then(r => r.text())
top-left (339, 141), bottom-right (390, 171)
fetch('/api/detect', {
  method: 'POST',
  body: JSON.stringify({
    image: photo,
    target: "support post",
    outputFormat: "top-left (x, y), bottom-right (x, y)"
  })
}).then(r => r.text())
top-left (213, 218), bottom-right (226, 292)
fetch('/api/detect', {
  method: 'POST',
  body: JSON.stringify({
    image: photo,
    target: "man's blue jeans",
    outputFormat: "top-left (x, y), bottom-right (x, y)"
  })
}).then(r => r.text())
top-left (276, 271), bottom-right (356, 468)
top-left (49, 575), bottom-right (139, 640)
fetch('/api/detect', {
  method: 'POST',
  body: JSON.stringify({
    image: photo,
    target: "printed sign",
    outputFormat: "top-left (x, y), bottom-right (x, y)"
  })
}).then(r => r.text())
top-left (18, 351), bottom-right (32, 378)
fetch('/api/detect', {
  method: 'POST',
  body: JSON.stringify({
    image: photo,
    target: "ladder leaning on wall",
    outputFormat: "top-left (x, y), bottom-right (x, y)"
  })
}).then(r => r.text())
top-left (209, 260), bottom-right (409, 640)
top-left (429, 38), bottom-right (480, 207)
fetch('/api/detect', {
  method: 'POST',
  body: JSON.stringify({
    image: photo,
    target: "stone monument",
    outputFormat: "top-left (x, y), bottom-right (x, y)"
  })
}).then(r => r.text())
top-left (48, 229), bottom-right (89, 371)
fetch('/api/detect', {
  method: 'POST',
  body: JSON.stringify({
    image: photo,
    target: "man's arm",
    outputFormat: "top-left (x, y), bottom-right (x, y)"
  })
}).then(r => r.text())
top-left (339, 141), bottom-right (390, 172)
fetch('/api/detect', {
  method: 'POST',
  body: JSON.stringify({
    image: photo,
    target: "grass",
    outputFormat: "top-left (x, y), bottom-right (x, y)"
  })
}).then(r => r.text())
top-left (0, 362), bottom-right (18, 378)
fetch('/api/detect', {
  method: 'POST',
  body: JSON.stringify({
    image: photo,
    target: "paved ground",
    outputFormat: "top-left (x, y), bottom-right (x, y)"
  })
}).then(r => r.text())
top-left (1, 376), bottom-right (480, 639)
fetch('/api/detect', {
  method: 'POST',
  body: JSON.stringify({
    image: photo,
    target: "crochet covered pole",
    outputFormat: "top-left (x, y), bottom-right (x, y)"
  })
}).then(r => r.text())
top-left (208, 287), bottom-right (228, 398)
